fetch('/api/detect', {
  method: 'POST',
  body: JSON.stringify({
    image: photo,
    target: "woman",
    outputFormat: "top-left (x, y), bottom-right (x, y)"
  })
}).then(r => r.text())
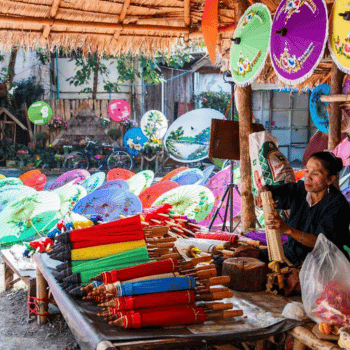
top-left (256, 151), bottom-right (350, 265)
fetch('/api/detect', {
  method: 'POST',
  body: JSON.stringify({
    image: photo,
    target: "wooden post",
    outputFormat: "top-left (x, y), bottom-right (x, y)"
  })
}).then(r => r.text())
top-left (36, 267), bottom-right (48, 325)
top-left (23, 102), bottom-right (34, 143)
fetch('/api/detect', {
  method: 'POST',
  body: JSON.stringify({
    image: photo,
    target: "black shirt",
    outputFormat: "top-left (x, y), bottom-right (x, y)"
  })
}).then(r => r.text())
top-left (269, 181), bottom-right (350, 265)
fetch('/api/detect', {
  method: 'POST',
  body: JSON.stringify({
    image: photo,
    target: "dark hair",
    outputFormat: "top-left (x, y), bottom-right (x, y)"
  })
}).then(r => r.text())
top-left (310, 151), bottom-right (343, 176)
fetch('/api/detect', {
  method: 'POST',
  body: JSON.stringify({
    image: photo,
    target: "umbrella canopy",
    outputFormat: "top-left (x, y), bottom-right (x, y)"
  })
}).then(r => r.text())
top-left (230, 3), bottom-right (272, 86)
top-left (270, 0), bottom-right (328, 85)
top-left (127, 171), bottom-right (154, 195)
top-left (309, 84), bottom-right (330, 133)
top-left (152, 184), bottom-right (213, 220)
top-left (123, 127), bottom-right (148, 157)
top-left (34, 174), bottom-right (47, 191)
top-left (342, 185), bottom-right (350, 202)
top-left (107, 168), bottom-right (135, 182)
top-left (0, 192), bottom-right (60, 244)
top-left (199, 165), bottom-right (216, 186)
top-left (0, 177), bottom-right (23, 188)
top-left (0, 185), bottom-right (36, 213)
top-left (329, 0), bottom-right (350, 74)
top-left (160, 167), bottom-right (189, 182)
top-left (193, 187), bottom-right (215, 222)
top-left (140, 110), bottom-right (168, 139)
top-left (19, 170), bottom-right (41, 185)
top-left (171, 168), bottom-right (204, 185)
top-left (28, 101), bottom-right (53, 125)
top-left (333, 137), bottom-right (350, 166)
top-left (139, 181), bottom-right (179, 208)
top-left (0, 175), bottom-right (5, 179)
top-left (199, 166), bottom-right (242, 227)
top-left (49, 169), bottom-right (90, 190)
top-left (80, 172), bottom-right (106, 194)
top-left (98, 179), bottom-right (130, 193)
top-left (73, 188), bottom-right (142, 221)
top-left (108, 99), bottom-right (131, 122)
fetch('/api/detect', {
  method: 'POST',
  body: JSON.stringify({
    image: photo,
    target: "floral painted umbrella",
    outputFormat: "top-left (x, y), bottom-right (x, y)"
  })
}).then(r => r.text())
top-left (199, 165), bottom-right (215, 186)
top-left (333, 137), bottom-right (350, 166)
top-left (0, 177), bottom-right (23, 188)
top-left (49, 169), bottom-right (90, 190)
top-left (193, 187), bottom-right (215, 222)
top-left (230, 3), bottom-right (272, 86)
top-left (140, 110), bottom-right (168, 139)
top-left (0, 185), bottom-right (36, 213)
top-left (80, 172), bottom-right (106, 193)
top-left (98, 179), bottom-right (129, 193)
top-left (19, 170), bottom-right (41, 185)
top-left (123, 127), bottom-right (148, 157)
top-left (171, 168), bottom-right (204, 185)
top-left (127, 170), bottom-right (154, 195)
top-left (0, 191), bottom-right (60, 244)
top-left (108, 99), bottom-right (131, 122)
top-left (139, 180), bottom-right (179, 208)
top-left (73, 188), bottom-right (142, 221)
top-left (270, 0), bottom-right (328, 85)
top-left (107, 168), bottom-right (134, 182)
top-left (160, 167), bottom-right (189, 182)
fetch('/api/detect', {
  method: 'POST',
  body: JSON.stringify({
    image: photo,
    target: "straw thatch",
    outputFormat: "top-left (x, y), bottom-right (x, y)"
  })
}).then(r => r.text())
top-left (0, 0), bottom-right (339, 88)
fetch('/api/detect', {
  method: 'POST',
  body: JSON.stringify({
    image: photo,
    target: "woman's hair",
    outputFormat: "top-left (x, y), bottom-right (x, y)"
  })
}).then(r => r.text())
top-left (310, 151), bottom-right (343, 176)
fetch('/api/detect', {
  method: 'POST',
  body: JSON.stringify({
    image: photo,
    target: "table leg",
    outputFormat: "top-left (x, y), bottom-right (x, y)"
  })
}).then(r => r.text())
top-left (27, 278), bottom-right (37, 318)
top-left (4, 261), bottom-right (14, 291)
top-left (36, 267), bottom-right (48, 325)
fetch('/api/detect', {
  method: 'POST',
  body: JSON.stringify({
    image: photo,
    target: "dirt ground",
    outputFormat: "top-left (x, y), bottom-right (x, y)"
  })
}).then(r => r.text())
top-left (0, 260), bottom-right (80, 350)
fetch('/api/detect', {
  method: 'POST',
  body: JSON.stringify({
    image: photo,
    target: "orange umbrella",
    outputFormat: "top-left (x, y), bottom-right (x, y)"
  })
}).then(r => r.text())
top-left (34, 173), bottom-right (47, 191)
top-left (107, 168), bottom-right (135, 182)
top-left (19, 170), bottom-right (41, 186)
top-left (294, 169), bottom-right (306, 182)
top-left (139, 181), bottom-right (179, 208)
top-left (160, 167), bottom-right (189, 182)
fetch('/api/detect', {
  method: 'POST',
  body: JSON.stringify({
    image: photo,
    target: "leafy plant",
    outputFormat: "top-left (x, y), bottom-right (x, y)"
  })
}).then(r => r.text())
top-left (12, 77), bottom-right (44, 108)
top-left (0, 139), bottom-right (15, 162)
top-left (35, 131), bottom-right (49, 148)
top-left (107, 128), bottom-right (122, 141)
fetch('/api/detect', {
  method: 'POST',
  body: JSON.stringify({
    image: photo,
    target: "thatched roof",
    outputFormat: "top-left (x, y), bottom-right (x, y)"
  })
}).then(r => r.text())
top-left (0, 0), bottom-right (340, 88)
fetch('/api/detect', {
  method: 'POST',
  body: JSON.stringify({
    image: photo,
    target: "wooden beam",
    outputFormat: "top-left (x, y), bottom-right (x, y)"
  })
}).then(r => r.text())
top-left (50, 0), bottom-right (61, 18)
top-left (320, 94), bottom-right (350, 102)
top-left (0, 107), bottom-right (27, 130)
top-left (184, 0), bottom-right (191, 27)
top-left (119, 0), bottom-right (131, 23)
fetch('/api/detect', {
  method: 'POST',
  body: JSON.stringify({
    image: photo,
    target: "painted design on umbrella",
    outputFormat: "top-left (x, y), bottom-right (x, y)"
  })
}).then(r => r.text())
top-left (28, 101), bottom-right (53, 125)
top-left (80, 172), bottom-right (106, 193)
top-left (309, 84), bottom-right (330, 133)
top-left (230, 3), bottom-right (271, 86)
top-left (107, 168), bottom-right (134, 182)
top-left (0, 177), bottom-right (23, 188)
top-left (141, 110), bottom-right (168, 139)
top-left (171, 168), bottom-right (204, 186)
top-left (53, 183), bottom-right (87, 216)
top-left (73, 188), bottom-right (142, 221)
top-left (194, 187), bottom-right (215, 222)
top-left (333, 137), bottom-right (350, 166)
top-left (161, 167), bottom-right (189, 182)
top-left (270, 0), bottom-right (328, 85)
top-left (123, 127), bottom-right (148, 157)
top-left (108, 99), bottom-right (131, 122)
top-left (0, 186), bottom-right (36, 213)
top-left (127, 171), bottom-right (154, 195)
top-left (342, 185), bottom-right (350, 202)
top-left (99, 179), bottom-right (129, 192)
top-left (199, 166), bottom-right (242, 227)
top-left (139, 181), bottom-right (179, 208)
top-left (199, 165), bottom-right (215, 186)
top-left (49, 169), bottom-right (90, 190)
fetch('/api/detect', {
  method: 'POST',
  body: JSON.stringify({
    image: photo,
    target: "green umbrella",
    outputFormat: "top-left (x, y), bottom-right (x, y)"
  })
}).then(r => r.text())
top-left (28, 101), bottom-right (53, 125)
top-left (0, 191), bottom-right (60, 245)
top-left (127, 170), bottom-right (154, 195)
top-left (0, 185), bottom-right (36, 213)
top-left (0, 177), bottom-right (23, 188)
top-left (193, 187), bottom-right (215, 222)
top-left (230, 3), bottom-right (272, 86)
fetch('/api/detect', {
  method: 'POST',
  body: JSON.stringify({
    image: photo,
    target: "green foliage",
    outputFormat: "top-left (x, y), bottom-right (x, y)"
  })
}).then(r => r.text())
top-left (35, 49), bottom-right (50, 65)
top-left (0, 139), bottom-right (16, 161)
top-left (35, 132), bottom-right (49, 148)
top-left (107, 128), bottom-right (122, 141)
top-left (12, 77), bottom-right (44, 108)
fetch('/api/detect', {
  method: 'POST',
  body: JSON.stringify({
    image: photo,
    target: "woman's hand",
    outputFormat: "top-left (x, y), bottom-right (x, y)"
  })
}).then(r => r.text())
top-left (265, 211), bottom-right (291, 235)
top-left (254, 186), bottom-right (270, 207)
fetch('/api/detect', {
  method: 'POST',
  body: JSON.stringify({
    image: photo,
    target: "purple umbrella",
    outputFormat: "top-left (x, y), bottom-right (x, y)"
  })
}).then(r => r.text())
top-left (49, 169), bottom-right (90, 190)
top-left (270, 0), bottom-right (328, 86)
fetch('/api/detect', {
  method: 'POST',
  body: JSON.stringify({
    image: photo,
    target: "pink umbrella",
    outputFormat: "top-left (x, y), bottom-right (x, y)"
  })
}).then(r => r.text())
top-left (49, 169), bottom-right (90, 190)
top-left (333, 137), bottom-right (350, 166)
top-left (199, 167), bottom-right (241, 227)
top-left (108, 99), bottom-right (131, 122)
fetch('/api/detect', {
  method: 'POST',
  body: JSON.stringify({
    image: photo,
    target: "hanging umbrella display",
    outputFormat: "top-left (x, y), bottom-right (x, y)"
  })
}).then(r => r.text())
top-left (49, 169), bottom-right (90, 190)
top-left (164, 109), bottom-right (224, 163)
top-left (140, 110), bottom-right (168, 139)
top-left (107, 168), bottom-right (134, 182)
top-left (0, 177), bottom-right (23, 188)
top-left (19, 170), bottom-right (41, 185)
top-left (270, 0), bottom-right (328, 85)
top-left (199, 165), bottom-right (215, 186)
top-left (152, 185), bottom-right (212, 220)
top-left (171, 168), bottom-right (204, 186)
top-left (98, 179), bottom-right (129, 193)
top-left (73, 188), bottom-right (142, 221)
top-left (333, 137), bottom-right (350, 166)
top-left (309, 84), bottom-right (330, 133)
top-left (0, 185), bottom-right (36, 213)
top-left (127, 171), bottom-right (154, 195)
top-left (108, 99), bottom-right (131, 122)
top-left (0, 191), bottom-right (60, 244)
top-left (123, 127), bottom-right (148, 157)
top-left (230, 3), bottom-right (272, 86)
top-left (139, 181), bottom-right (179, 208)
top-left (160, 167), bottom-right (189, 182)
top-left (199, 166), bottom-right (241, 227)
top-left (80, 172), bottom-right (106, 194)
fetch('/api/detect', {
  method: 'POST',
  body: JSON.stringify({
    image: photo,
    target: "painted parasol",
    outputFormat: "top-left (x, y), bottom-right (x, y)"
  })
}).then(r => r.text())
top-left (0, 175), bottom-right (5, 179)
top-left (28, 101), bottom-right (53, 125)
top-left (98, 179), bottom-right (130, 192)
top-left (270, 0), bottom-right (328, 85)
top-left (230, 3), bottom-right (272, 86)
top-left (199, 165), bottom-right (242, 227)
top-left (171, 168), bottom-right (204, 185)
top-left (107, 168), bottom-right (134, 182)
top-left (80, 171), bottom-right (106, 193)
top-left (0, 191), bottom-right (61, 244)
top-left (19, 170), bottom-right (41, 185)
top-left (0, 177), bottom-right (23, 188)
top-left (193, 186), bottom-right (215, 222)
top-left (309, 84), bottom-right (330, 133)
top-left (49, 169), bottom-right (90, 190)
top-left (73, 188), bottom-right (142, 221)
top-left (333, 137), bottom-right (350, 166)
top-left (108, 99), bottom-right (131, 122)
top-left (0, 185), bottom-right (36, 213)
top-left (123, 127), bottom-right (148, 157)
top-left (199, 165), bottom-right (215, 186)
top-left (152, 185), bottom-right (213, 220)
top-left (127, 171), bottom-right (154, 195)
top-left (160, 167), bottom-right (189, 182)
top-left (342, 185), bottom-right (350, 202)
top-left (34, 174), bottom-right (47, 191)
top-left (164, 109), bottom-right (224, 163)
top-left (139, 180), bottom-right (179, 208)
top-left (140, 110), bottom-right (168, 139)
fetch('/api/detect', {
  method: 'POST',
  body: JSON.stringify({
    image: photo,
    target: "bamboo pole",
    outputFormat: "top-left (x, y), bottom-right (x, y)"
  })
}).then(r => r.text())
top-left (320, 94), bottom-right (350, 102)
top-left (36, 267), bottom-right (48, 325)
top-left (22, 102), bottom-right (34, 143)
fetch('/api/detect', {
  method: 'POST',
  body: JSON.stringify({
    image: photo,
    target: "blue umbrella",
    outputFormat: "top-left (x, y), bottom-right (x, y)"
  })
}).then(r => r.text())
top-left (73, 188), bottom-right (142, 221)
top-left (200, 165), bottom-right (215, 186)
top-left (171, 168), bottom-right (204, 185)
top-left (80, 172), bottom-right (106, 194)
top-left (310, 84), bottom-right (330, 133)
top-left (123, 127), bottom-right (148, 157)
top-left (98, 179), bottom-right (129, 192)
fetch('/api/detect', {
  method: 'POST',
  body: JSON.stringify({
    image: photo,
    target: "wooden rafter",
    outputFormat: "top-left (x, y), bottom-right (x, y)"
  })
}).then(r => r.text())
top-left (184, 0), bottom-right (191, 26)
top-left (50, 0), bottom-right (61, 18)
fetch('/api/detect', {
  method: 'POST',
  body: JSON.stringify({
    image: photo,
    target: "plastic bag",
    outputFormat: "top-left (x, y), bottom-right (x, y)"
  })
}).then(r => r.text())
top-left (300, 234), bottom-right (350, 326)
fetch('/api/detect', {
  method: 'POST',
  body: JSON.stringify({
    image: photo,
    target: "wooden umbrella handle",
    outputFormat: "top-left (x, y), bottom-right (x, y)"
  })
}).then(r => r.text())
top-left (205, 309), bottom-right (243, 320)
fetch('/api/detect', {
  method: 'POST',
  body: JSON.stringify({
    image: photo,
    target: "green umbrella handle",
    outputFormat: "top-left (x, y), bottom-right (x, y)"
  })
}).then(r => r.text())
top-left (344, 245), bottom-right (350, 258)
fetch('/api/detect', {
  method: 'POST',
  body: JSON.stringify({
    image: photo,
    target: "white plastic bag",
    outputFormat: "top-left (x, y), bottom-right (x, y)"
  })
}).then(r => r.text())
top-left (300, 234), bottom-right (350, 326)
